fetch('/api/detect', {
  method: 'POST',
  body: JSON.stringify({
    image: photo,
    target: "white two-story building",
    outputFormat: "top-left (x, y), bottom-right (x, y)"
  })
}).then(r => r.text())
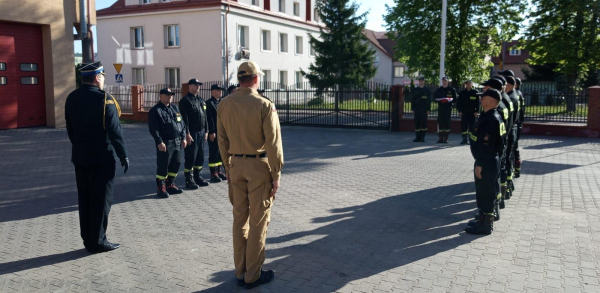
top-left (97, 0), bottom-right (325, 88)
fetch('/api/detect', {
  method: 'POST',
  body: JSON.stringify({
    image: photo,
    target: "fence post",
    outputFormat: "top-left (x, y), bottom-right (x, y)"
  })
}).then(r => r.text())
top-left (335, 85), bottom-right (340, 126)
top-left (131, 85), bottom-right (143, 113)
top-left (390, 85), bottom-right (404, 132)
top-left (588, 86), bottom-right (600, 130)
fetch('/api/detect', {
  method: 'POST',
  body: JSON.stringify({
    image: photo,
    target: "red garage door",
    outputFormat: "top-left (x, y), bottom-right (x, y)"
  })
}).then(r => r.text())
top-left (0, 21), bottom-right (46, 130)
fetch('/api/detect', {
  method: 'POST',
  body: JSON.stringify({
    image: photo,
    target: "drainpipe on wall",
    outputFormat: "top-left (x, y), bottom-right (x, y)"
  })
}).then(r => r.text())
top-left (225, 4), bottom-right (231, 83)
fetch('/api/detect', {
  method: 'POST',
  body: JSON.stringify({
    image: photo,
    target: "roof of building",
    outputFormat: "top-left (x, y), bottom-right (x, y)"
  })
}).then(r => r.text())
top-left (362, 29), bottom-right (399, 61)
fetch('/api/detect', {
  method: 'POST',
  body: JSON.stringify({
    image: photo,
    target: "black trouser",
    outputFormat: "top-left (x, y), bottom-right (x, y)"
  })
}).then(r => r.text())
top-left (74, 161), bottom-right (115, 250)
top-left (414, 110), bottom-right (428, 132)
top-left (157, 139), bottom-right (182, 179)
top-left (184, 131), bottom-right (205, 172)
top-left (515, 125), bottom-right (522, 162)
top-left (437, 108), bottom-right (452, 133)
top-left (461, 112), bottom-right (476, 135)
top-left (505, 128), bottom-right (517, 181)
top-left (475, 158), bottom-right (500, 214)
top-left (208, 137), bottom-right (222, 168)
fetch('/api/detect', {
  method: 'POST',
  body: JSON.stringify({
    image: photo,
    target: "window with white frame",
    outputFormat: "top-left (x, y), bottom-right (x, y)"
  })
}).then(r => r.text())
top-left (238, 25), bottom-right (249, 49)
top-left (293, 2), bottom-right (300, 16)
top-left (309, 42), bottom-right (316, 56)
top-left (252, 0), bottom-right (258, 6)
top-left (295, 71), bottom-right (303, 89)
top-left (279, 70), bottom-right (288, 88)
top-left (394, 66), bottom-right (405, 78)
top-left (295, 36), bottom-right (303, 55)
top-left (165, 68), bottom-right (180, 88)
top-left (279, 0), bottom-right (285, 12)
top-left (314, 8), bottom-right (320, 22)
top-left (132, 68), bottom-right (146, 85)
top-left (131, 27), bottom-right (144, 49)
top-left (164, 24), bottom-right (180, 48)
top-left (263, 69), bottom-right (271, 89)
top-left (279, 33), bottom-right (288, 53)
top-left (140, 0), bottom-right (151, 4)
top-left (261, 30), bottom-right (271, 51)
top-left (509, 48), bottom-right (521, 56)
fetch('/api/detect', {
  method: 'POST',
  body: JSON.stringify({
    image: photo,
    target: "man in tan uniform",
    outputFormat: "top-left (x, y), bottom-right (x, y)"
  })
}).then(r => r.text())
top-left (217, 61), bottom-right (284, 289)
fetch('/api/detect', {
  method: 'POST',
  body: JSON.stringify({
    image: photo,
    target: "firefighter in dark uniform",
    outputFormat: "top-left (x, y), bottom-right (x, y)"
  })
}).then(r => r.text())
top-left (410, 77), bottom-right (432, 142)
top-left (179, 79), bottom-right (210, 189)
top-left (65, 61), bottom-right (129, 253)
top-left (207, 84), bottom-right (228, 183)
top-left (227, 84), bottom-right (239, 96)
top-left (514, 77), bottom-right (525, 177)
top-left (433, 76), bottom-right (457, 143)
top-left (148, 88), bottom-right (187, 198)
top-left (498, 71), bottom-right (520, 197)
top-left (457, 80), bottom-right (480, 145)
top-left (464, 89), bottom-right (506, 235)
top-left (492, 75), bottom-right (514, 205)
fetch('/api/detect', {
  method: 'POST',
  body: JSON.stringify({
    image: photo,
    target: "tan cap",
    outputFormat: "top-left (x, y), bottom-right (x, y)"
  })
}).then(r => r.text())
top-left (237, 61), bottom-right (265, 77)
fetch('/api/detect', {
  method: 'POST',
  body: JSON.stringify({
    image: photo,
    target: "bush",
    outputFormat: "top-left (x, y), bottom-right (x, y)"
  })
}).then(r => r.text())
top-left (307, 96), bottom-right (325, 107)
top-left (530, 92), bottom-right (540, 106)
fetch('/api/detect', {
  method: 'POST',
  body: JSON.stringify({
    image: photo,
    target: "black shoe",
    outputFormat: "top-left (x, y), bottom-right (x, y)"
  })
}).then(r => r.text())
top-left (465, 214), bottom-right (493, 235)
top-left (193, 169), bottom-right (210, 187)
top-left (505, 188), bottom-right (512, 200)
top-left (218, 172), bottom-right (227, 181)
top-left (210, 175), bottom-right (222, 183)
top-left (157, 179), bottom-right (169, 198)
top-left (460, 137), bottom-right (468, 145)
top-left (237, 278), bottom-right (245, 287)
top-left (244, 270), bottom-right (275, 289)
top-left (166, 184), bottom-right (183, 195)
top-left (494, 202), bottom-right (500, 221)
top-left (508, 180), bottom-right (515, 192)
top-left (437, 139), bottom-right (444, 143)
top-left (87, 242), bottom-right (121, 254)
top-left (413, 132), bottom-right (420, 142)
top-left (499, 198), bottom-right (506, 209)
top-left (420, 131), bottom-right (426, 142)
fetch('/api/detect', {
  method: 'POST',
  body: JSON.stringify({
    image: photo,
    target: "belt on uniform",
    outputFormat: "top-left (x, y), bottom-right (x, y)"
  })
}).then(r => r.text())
top-left (234, 153), bottom-right (267, 158)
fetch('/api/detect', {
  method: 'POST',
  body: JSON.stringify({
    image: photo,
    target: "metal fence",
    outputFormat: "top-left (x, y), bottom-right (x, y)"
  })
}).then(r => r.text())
top-left (104, 85), bottom-right (133, 114)
top-left (403, 82), bottom-right (589, 124)
top-left (194, 81), bottom-right (391, 129)
top-left (143, 84), bottom-right (183, 109)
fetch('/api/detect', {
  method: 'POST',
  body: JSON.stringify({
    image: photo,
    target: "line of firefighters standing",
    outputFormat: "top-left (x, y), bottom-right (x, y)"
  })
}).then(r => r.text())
top-left (410, 70), bottom-right (526, 235)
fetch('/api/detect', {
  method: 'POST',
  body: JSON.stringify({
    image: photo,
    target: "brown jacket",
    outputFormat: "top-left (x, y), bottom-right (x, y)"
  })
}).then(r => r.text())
top-left (217, 87), bottom-right (284, 181)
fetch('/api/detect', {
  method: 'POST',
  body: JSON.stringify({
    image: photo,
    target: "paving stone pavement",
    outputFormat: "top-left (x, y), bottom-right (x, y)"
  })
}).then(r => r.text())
top-left (1, 124), bottom-right (600, 293)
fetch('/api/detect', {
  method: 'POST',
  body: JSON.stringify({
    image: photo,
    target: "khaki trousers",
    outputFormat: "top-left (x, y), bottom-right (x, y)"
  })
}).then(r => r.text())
top-left (228, 156), bottom-right (273, 283)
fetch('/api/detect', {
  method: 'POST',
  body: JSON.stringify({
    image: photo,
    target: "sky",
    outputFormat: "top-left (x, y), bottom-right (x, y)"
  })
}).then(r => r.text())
top-left (74, 0), bottom-right (395, 53)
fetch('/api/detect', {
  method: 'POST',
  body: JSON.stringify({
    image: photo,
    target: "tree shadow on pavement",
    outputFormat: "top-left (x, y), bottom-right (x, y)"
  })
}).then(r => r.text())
top-left (201, 182), bottom-right (479, 293)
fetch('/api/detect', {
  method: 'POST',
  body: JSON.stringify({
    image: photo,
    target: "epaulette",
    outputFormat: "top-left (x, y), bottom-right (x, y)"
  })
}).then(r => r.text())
top-left (103, 93), bottom-right (122, 130)
top-left (258, 95), bottom-right (272, 102)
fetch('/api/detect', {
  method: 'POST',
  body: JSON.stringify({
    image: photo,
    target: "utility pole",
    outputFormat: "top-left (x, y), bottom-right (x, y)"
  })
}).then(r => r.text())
top-left (439, 0), bottom-right (447, 85)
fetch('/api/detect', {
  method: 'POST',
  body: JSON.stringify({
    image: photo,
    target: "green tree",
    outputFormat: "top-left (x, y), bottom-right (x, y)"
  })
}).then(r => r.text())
top-left (302, 0), bottom-right (377, 92)
top-left (384, 0), bottom-right (525, 84)
top-left (75, 63), bottom-right (83, 88)
top-left (525, 0), bottom-right (599, 111)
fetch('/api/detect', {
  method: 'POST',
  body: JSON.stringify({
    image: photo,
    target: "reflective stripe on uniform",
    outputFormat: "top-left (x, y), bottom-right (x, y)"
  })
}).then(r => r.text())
top-left (167, 172), bottom-right (178, 177)
top-left (208, 163), bottom-right (219, 167)
top-left (156, 174), bottom-right (167, 180)
top-left (501, 182), bottom-right (507, 186)
top-left (193, 166), bottom-right (203, 170)
top-left (507, 175), bottom-right (513, 180)
top-left (184, 169), bottom-right (192, 172)
top-left (469, 132), bottom-right (477, 141)
top-left (461, 131), bottom-right (469, 134)
top-left (497, 193), bottom-right (502, 200)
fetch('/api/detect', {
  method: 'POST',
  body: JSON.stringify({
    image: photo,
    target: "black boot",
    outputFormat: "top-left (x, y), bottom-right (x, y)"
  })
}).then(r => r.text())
top-left (217, 166), bottom-right (227, 180)
top-left (156, 179), bottom-right (169, 198)
top-left (514, 160), bottom-right (521, 178)
top-left (193, 168), bottom-right (210, 187)
top-left (468, 211), bottom-right (483, 227)
top-left (420, 131), bottom-right (426, 142)
top-left (210, 167), bottom-right (222, 183)
top-left (499, 192), bottom-right (506, 209)
top-left (185, 171), bottom-right (199, 189)
top-left (501, 185), bottom-right (509, 201)
top-left (165, 176), bottom-right (183, 194)
top-left (494, 200), bottom-right (500, 221)
top-left (437, 133), bottom-right (444, 143)
top-left (464, 214), bottom-right (493, 235)
top-left (508, 179), bottom-right (515, 192)
top-left (413, 131), bottom-right (421, 142)
top-left (443, 133), bottom-right (449, 144)
top-left (460, 134), bottom-right (468, 145)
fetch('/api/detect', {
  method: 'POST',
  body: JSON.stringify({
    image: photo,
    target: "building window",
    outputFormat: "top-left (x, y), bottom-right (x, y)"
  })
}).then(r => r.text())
top-left (165, 68), bottom-right (180, 88)
top-left (295, 71), bottom-right (303, 89)
top-left (164, 25), bottom-right (180, 48)
top-left (279, 33), bottom-right (288, 53)
top-left (394, 66), bottom-right (405, 78)
top-left (295, 36), bottom-right (303, 55)
top-left (309, 43), bottom-right (316, 56)
top-left (140, 0), bottom-right (151, 4)
top-left (263, 69), bottom-right (271, 89)
top-left (279, 70), bottom-right (287, 88)
top-left (261, 30), bottom-right (271, 51)
top-left (252, 0), bottom-right (259, 6)
top-left (20, 63), bottom-right (38, 71)
top-left (293, 2), bottom-right (300, 16)
top-left (314, 8), bottom-right (320, 22)
top-left (20, 77), bottom-right (38, 85)
top-left (132, 68), bottom-right (146, 85)
top-left (279, 0), bottom-right (285, 12)
top-left (131, 27), bottom-right (144, 49)
top-left (0, 63), bottom-right (5, 71)
top-left (162, 0), bottom-right (171, 2)
top-left (0, 77), bottom-right (6, 85)
top-left (238, 25), bottom-right (249, 49)
top-left (509, 49), bottom-right (521, 56)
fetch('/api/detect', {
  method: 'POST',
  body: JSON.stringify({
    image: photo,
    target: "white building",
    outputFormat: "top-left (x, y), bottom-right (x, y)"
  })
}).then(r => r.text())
top-left (97, 0), bottom-right (325, 88)
top-left (363, 29), bottom-right (412, 86)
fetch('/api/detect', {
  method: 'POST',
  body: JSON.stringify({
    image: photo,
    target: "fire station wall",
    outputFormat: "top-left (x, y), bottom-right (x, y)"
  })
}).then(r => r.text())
top-left (0, 0), bottom-right (95, 128)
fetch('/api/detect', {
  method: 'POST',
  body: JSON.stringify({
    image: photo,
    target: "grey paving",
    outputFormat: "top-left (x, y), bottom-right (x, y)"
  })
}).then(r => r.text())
top-left (1, 125), bottom-right (600, 293)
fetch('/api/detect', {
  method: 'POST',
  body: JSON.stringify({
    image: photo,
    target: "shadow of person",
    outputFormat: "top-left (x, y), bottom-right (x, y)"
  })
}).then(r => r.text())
top-left (201, 182), bottom-right (480, 292)
top-left (0, 249), bottom-right (90, 276)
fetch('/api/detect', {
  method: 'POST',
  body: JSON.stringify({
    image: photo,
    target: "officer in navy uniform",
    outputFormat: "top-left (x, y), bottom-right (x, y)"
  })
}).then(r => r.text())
top-left (498, 71), bottom-right (520, 196)
top-left (465, 89), bottom-right (506, 235)
top-left (65, 61), bottom-right (129, 253)
top-left (514, 77), bottom-right (525, 177)
top-left (492, 75), bottom-right (514, 205)
top-left (433, 76), bottom-right (457, 143)
top-left (410, 77), bottom-right (432, 142)
top-left (227, 84), bottom-right (239, 96)
top-left (206, 84), bottom-right (228, 183)
top-left (179, 79), bottom-right (210, 189)
top-left (457, 80), bottom-right (480, 145)
top-left (148, 88), bottom-right (187, 198)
